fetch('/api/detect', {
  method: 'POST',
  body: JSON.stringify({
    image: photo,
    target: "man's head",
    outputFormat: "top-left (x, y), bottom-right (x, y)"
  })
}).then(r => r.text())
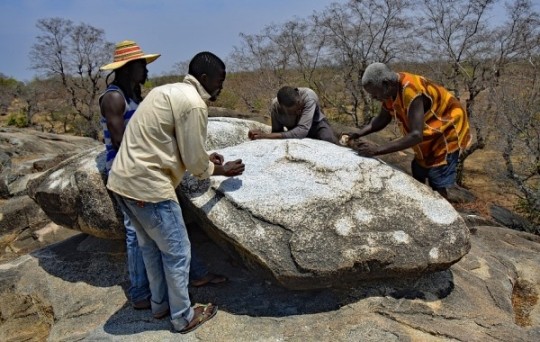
top-left (115, 59), bottom-right (148, 85)
top-left (101, 40), bottom-right (159, 88)
top-left (188, 52), bottom-right (226, 102)
top-left (277, 86), bottom-right (303, 116)
top-left (361, 62), bottom-right (399, 101)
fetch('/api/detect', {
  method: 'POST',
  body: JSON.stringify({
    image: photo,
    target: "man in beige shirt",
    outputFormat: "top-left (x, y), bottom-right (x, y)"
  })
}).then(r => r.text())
top-left (107, 52), bottom-right (244, 334)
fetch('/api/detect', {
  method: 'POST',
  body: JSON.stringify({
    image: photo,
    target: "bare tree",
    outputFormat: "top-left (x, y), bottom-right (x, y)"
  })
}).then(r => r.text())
top-left (489, 1), bottom-right (540, 231)
top-left (29, 18), bottom-right (113, 139)
top-left (492, 59), bottom-right (540, 232)
top-left (0, 74), bottom-right (22, 116)
top-left (312, 0), bottom-right (413, 126)
top-left (415, 0), bottom-right (540, 185)
top-left (229, 0), bottom-right (414, 124)
top-left (229, 23), bottom-right (299, 113)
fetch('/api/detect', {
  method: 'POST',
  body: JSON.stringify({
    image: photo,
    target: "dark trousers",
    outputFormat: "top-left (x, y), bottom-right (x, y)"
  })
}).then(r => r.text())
top-left (308, 118), bottom-right (338, 144)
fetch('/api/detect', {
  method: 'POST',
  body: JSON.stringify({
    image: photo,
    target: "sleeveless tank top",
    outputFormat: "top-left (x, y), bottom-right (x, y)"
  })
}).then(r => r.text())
top-left (99, 85), bottom-right (138, 173)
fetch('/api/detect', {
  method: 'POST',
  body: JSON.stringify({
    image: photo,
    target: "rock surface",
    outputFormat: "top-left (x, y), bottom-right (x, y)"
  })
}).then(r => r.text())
top-left (25, 117), bottom-right (271, 239)
top-left (205, 116), bottom-right (270, 150)
top-left (0, 128), bottom-right (102, 261)
top-left (26, 118), bottom-right (470, 289)
top-left (0, 225), bottom-right (538, 341)
top-left (0, 127), bottom-right (100, 197)
top-left (27, 146), bottom-right (123, 239)
top-left (180, 138), bottom-right (470, 289)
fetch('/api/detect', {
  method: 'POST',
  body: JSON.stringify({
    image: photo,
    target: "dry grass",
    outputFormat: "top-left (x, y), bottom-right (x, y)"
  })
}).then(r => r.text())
top-left (512, 279), bottom-right (539, 327)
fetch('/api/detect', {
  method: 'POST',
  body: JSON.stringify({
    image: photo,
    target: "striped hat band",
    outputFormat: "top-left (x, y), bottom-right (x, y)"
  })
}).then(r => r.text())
top-left (100, 40), bottom-right (160, 71)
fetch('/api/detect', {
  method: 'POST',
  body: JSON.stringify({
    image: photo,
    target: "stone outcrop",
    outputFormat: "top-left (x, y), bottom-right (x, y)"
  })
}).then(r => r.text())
top-left (0, 225), bottom-right (538, 341)
top-left (1, 118), bottom-right (540, 340)
top-left (26, 117), bottom-right (470, 289)
top-left (180, 138), bottom-right (471, 289)
top-left (205, 116), bottom-right (271, 150)
top-left (27, 146), bottom-right (123, 239)
top-left (0, 127), bottom-right (101, 261)
top-left (25, 117), bottom-right (271, 239)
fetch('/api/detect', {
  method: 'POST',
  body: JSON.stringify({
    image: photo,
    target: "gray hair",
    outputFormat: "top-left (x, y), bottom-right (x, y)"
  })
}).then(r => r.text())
top-left (361, 62), bottom-right (397, 87)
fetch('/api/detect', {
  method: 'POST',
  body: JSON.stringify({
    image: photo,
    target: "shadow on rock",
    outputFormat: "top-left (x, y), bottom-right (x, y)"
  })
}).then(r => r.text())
top-left (102, 303), bottom-right (173, 335)
top-left (32, 233), bottom-right (128, 288)
top-left (186, 227), bottom-right (455, 317)
top-left (31, 224), bottom-right (455, 336)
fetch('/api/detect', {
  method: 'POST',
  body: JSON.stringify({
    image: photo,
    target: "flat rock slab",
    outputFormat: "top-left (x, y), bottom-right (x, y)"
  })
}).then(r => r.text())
top-left (180, 139), bottom-right (471, 290)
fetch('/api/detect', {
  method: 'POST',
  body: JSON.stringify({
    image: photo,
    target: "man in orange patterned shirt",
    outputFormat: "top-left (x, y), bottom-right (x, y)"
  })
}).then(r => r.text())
top-left (346, 62), bottom-right (471, 198)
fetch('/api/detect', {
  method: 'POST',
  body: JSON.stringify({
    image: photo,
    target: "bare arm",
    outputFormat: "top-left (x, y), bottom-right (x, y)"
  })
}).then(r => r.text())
top-left (100, 91), bottom-right (126, 150)
top-left (356, 96), bottom-right (425, 157)
top-left (248, 101), bottom-right (284, 140)
top-left (349, 107), bottom-right (392, 139)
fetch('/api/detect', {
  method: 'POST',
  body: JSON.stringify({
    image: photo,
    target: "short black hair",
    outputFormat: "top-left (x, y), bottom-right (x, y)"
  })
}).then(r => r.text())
top-left (277, 86), bottom-right (300, 107)
top-left (188, 51), bottom-right (225, 78)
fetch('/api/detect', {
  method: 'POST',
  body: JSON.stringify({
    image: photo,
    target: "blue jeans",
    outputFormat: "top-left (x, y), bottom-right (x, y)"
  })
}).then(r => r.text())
top-left (123, 210), bottom-right (209, 304)
top-left (125, 218), bottom-right (151, 303)
top-left (411, 151), bottom-right (459, 190)
top-left (115, 194), bottom-right (195, 331)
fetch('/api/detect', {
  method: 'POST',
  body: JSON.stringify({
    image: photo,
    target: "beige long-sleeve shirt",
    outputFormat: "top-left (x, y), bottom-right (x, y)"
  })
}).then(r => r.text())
top-left (107, 74), bottom-right (215, 203)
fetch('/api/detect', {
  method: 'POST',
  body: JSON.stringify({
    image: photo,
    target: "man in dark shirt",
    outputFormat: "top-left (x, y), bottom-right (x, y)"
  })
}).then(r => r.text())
top-left (248, 86), bottom-right (338, 143)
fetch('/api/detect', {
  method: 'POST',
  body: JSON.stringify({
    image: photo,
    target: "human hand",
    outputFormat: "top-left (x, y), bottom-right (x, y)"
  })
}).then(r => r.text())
top-left (355, 139), bottom-right (379, 157)
top-left (344, 132), bottom-right (361, 140)
top-left (223, 159), bottom-right (245, 176)
top-left (209, 152), bottom-right (224, 165)
top-left (248, 130), bottom-right (266, 140)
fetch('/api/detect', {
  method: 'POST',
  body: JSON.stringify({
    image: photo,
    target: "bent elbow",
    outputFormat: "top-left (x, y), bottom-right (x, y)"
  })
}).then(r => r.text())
top-left (410, 132), bottom-right (423, 145)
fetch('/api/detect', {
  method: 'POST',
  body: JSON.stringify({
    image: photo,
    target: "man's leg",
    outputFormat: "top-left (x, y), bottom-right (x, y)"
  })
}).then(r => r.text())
top-left (123, 198), bottom-right (195, 331)
top-left (189, 249), bottom-right (228, 287)
top-left (114, 195), bottom-right (169, 317)
top-left (124, 218), bottom-right (151, 307)
top-left (311, 119), bottom-right (338, 144)
top-left (189, 249), bottom-right (209, 282)
top-left (114, 196), bottom-right (151, 308)
top-left (411, 159), bottom-right (428, 185)
top-left (427, 151), bottom-right (460, 199)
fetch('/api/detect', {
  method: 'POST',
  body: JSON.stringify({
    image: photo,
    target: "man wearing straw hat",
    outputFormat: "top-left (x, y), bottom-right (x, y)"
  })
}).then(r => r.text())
top-left (100, 40), bottom-right (160, 311)
top-left (100, 41), bottom-right (226, 314)
top-left (107, 51), bottom-right (244, 333)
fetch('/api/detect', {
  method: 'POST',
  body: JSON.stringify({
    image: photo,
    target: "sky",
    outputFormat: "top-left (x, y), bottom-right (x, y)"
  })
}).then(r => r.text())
top-left (0, 0), bottom-right (514, 82)
top-left (0, 0), bottom-right (343, 82)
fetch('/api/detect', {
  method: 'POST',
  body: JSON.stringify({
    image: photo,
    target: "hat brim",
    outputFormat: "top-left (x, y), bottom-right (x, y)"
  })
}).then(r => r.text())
top-left (100, 54), bottom-right (161, 71)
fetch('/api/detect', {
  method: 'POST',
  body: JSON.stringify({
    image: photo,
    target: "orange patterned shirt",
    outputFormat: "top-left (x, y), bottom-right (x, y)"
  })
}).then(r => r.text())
top-left (382, 72), bottom-right (471, 167)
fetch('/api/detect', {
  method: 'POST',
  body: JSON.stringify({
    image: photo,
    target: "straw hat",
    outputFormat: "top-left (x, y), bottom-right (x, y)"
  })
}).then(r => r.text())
top-left (100, 40), bottom-right (160, 71)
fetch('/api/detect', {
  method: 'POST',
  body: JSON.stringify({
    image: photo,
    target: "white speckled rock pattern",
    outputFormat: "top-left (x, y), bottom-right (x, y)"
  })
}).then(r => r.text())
top-left (180, 137), bottom-right (470, 289)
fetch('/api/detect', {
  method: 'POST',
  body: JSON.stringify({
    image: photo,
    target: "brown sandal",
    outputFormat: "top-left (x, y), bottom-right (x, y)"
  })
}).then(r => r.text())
top-left (190, 273), bottom-right (228, 287)
top-left (178, 303), bottom-right (218, 334)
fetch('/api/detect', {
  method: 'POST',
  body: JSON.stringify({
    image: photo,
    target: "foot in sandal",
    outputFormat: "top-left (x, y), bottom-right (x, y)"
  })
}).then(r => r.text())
top-left (177, 303), bottom-right (218, 334)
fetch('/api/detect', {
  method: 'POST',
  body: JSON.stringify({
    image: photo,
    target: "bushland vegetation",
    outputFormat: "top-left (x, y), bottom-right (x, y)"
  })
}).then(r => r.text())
top-left (0, 0), bottom-right (538, 231)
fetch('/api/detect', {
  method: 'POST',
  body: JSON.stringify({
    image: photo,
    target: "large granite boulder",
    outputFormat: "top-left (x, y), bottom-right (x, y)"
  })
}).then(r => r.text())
top-left (27, 146), bottom-right (123, 239)
top-left (206, 116), bottom-right (270, 150)
top-left (180, 138), bottom-right (471, 289)
top-left (26, 117), bottom-right (271, 239)
top-left (0, 127), bottom-right (100, 199)
top-left (27, 117), bottom-right (470, 289)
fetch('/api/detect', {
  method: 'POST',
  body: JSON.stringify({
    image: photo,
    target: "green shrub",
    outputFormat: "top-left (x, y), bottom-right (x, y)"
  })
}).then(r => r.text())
top-left (214, 89), bottom-right (239, 110)
top-left (6, 112), bottom-right (28, 128)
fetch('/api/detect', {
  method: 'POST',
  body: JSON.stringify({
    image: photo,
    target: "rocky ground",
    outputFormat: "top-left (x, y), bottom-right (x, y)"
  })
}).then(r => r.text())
top-left (0, 223), bottom-right (539, 341)
top-left (1, 111), bottom-right (539, 341)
